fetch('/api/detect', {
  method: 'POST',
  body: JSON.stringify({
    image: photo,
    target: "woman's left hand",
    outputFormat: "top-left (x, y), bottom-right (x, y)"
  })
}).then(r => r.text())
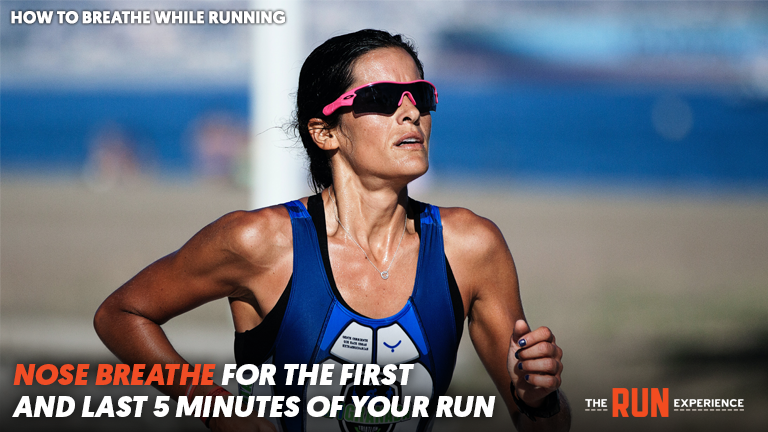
top-left (507, 319), bottom-right (563, 407)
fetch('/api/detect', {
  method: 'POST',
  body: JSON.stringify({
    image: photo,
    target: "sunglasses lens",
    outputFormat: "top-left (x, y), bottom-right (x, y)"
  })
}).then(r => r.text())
top-left (411, 82), bottom-right (437, 112)
top-left (353, 82), bottom-right (436, 115)
top-left (354, 84), bottom-right (401, 115)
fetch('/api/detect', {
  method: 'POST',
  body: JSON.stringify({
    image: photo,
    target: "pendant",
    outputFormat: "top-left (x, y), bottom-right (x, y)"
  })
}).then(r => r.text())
top-left (380, 271), bottom-right (389, 280)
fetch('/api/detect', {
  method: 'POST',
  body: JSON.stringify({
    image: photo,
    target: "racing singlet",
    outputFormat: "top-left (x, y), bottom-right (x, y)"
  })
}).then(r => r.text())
top-left (235, 194), bottom-right (464, 432)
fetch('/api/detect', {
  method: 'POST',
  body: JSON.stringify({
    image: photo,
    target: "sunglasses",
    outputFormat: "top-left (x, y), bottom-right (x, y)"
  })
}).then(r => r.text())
top-left (322, 80), bottom-right (438, 116)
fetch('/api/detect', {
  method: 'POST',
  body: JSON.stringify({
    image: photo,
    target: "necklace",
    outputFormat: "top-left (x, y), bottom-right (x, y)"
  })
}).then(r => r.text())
top-left (329, 188), bottom-right (407, 280)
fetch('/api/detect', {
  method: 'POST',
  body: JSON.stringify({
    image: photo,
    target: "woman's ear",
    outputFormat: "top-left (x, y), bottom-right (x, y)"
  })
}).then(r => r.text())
top-left (308, 118), bottom-right (339, 151)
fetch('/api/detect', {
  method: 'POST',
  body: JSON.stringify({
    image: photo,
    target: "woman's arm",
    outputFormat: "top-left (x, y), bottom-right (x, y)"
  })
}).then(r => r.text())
top-left (93, 206), bottom-right (292, 430)
top-left (442, 207), bottom-right (570, 431)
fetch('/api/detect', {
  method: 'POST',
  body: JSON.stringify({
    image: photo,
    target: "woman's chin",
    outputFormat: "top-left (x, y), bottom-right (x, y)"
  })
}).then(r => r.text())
top-left (391, 164), bottom-right (429, 188)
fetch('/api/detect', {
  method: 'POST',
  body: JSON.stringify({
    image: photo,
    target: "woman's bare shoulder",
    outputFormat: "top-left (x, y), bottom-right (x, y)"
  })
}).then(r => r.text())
top-left (439, 206), bottom-right (509, 258)
top-left (182, 202), bottom-right (296, 267)
top-left (439, 206), bottom-right (516, 304)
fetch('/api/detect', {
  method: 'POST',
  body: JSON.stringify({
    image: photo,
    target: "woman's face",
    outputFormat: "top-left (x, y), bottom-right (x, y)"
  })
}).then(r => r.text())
top-left (331, 47), bottom-right (431, 187)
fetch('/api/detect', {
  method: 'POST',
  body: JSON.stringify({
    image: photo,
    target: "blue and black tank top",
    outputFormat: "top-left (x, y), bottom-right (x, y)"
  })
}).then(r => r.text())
top-left (234, 193), bottom-right (464, 432)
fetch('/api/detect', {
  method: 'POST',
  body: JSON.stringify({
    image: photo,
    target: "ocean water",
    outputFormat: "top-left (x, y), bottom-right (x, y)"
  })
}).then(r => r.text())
top-left (2, 84), bottom-right (767, 188)
top-left (1, 89), bottom-right (250, 175)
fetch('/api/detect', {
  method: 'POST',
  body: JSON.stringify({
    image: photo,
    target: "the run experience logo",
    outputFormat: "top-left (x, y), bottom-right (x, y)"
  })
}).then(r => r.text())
top-left (584, 388), bottom-right (745, 417)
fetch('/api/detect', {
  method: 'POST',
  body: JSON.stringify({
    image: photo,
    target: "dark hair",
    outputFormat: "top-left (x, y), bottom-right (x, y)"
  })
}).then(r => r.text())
top-left (293, 29), bottom-right (424, 192)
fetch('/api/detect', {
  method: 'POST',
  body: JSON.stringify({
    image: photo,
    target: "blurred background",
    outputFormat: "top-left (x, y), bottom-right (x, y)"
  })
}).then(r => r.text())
top-left (2, 1), bottom-right (767, 431)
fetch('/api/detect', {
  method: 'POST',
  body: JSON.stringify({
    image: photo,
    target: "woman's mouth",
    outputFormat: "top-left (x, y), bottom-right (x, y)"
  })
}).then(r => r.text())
top-left (395, 133), bottom-right (424, 148)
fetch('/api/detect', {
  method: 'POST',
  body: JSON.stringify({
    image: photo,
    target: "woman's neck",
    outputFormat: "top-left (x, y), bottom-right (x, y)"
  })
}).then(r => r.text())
top-left (325, 178), bottom-right (411, 257)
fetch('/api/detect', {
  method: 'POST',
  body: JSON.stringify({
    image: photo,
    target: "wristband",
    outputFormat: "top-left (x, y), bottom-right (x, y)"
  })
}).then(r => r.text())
top-left (510, 382), bottom-right (561, 421)
top-left (200, 386), bottom-right (233, 429)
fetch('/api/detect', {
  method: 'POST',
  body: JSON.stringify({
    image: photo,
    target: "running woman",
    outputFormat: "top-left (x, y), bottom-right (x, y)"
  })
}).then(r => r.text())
top-left (95, 29), bottom-right (569, 432)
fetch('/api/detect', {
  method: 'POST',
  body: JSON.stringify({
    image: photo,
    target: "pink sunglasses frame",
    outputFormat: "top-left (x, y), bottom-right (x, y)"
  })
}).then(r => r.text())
top-left (322, 80), bottom-right (438, 117)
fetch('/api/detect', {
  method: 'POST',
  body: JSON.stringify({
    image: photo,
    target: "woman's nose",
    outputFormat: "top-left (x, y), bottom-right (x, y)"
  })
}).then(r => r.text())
top-left (397, 92), bottom-right (421, 123)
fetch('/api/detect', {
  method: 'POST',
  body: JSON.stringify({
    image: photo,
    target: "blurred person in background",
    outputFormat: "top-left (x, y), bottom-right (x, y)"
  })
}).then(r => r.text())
top-left (82, 123), bottom-right (139, 192)
top-left (95, 29), bottom-right (569, 432)
top-left (191, 112), bottom-right (249, 187)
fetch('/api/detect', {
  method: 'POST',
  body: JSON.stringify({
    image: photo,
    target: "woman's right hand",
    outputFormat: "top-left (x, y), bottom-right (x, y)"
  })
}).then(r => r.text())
top-left (94, 207), bottom-right (293, 399)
